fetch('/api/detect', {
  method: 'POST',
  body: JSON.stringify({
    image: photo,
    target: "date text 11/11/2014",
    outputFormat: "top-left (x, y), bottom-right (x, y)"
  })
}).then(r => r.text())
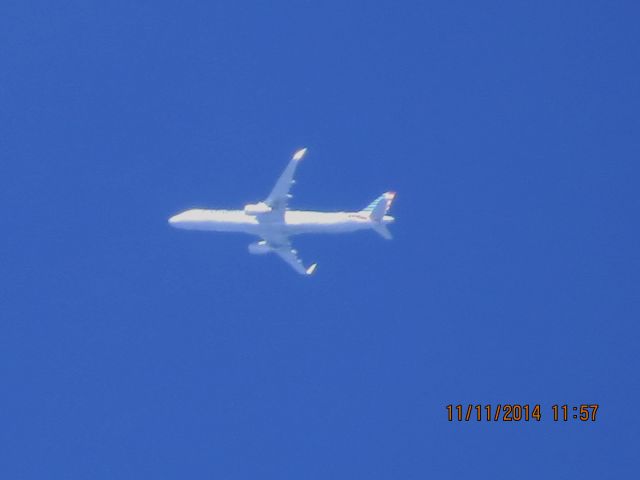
top-left (446, 404), bottom-right (599, 422)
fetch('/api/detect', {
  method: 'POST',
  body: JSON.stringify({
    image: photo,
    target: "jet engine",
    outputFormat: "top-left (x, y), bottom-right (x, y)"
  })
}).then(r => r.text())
top-left (248, 240), bottom-right (272, 255)
top-left (244, 202), bottom-right (272, 215)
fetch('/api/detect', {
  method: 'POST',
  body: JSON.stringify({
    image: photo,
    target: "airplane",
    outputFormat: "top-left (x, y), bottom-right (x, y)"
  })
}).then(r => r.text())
top-left (168, 148), bottom-right (396, 275)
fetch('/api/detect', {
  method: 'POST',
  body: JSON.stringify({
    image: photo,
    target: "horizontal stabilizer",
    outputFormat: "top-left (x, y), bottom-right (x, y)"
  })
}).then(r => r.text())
top-left (372, 223), bottom-right (393, 240)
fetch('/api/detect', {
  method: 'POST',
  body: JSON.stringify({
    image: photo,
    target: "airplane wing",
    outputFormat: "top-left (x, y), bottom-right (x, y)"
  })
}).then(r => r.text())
top-left (260, 232), bottom-right (317, 276)
top-left (264, 148), bottom-right (307, 213)
top-left (274, 246), bottom-right (317, 276)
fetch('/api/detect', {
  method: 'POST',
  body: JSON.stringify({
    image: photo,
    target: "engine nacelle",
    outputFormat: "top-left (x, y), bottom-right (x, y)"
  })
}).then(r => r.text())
top-left (244, 202), bottom-right (272, 216)
top-left (248, 240), bottom-right (272, 255)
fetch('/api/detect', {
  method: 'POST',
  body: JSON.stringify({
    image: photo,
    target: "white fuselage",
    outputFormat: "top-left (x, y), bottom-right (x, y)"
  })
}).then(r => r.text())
top-left (168, 209), bottom-right (395, 237)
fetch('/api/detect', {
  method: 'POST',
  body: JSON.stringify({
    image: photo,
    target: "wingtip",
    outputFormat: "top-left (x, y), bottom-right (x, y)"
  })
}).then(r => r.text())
top-left (306, 263), bottom-right (318, 275)
top-left (293, 147), bottom-right (308, 161)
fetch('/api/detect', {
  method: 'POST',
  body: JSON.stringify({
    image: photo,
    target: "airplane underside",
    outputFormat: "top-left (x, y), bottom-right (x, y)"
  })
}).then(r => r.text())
top-left (169, 148), bottom-right (396, 275)
top-left (175, 216), bottom-right (388, 236)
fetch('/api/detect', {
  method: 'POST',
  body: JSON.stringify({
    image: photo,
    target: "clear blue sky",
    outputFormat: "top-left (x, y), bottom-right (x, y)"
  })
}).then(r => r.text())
top-left (1, 1), bottom-right (638, 478)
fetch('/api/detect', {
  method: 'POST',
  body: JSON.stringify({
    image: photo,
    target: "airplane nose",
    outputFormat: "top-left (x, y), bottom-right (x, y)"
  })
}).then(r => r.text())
top-left (168, 214), bottom-right (181, 226)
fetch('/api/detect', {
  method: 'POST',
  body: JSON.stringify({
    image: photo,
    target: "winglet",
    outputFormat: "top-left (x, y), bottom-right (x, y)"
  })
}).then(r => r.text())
top-left (306, 263), bottom-right (318, 275)
top-left (292, 147), bottom-right (307, 161)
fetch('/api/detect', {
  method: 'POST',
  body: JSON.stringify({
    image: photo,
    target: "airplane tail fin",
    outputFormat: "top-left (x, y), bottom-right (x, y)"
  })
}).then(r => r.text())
top-left (362, 191), bottom-right (396, 222)
top-left (361, 192), bottom-right (396, 240)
